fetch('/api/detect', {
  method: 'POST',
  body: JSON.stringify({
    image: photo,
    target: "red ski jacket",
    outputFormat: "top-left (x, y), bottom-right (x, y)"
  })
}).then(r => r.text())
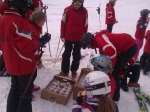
top-left (0, 0), bottom-right (9, 18)
top-left (60, 5), bottom-right (88, 42)
top-left (144, 30), bottom-right (150, 54)
top-left (105, 3), bottom-right (116, 24)
top-left (135, 17), bottom-right (149, 39)
top-left (0, 10), bottom-right (40, 76)
top-left (93, 30), bottom-right (135, 66)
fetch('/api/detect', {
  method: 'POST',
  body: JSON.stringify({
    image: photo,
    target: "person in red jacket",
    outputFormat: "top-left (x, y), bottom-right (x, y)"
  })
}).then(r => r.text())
top-left (80, 30), bottom-right (137, 102)
top-left (133, 9), bottom-right (150, 60)
top-left (105, 0), bottom-right (118, 33)
top-left (0, 0), bottom-right (50, 111)
top-left (0, 0), bottom-right (9, 76)
top-left (59, 0), bottom-right (88, 78)
top-left (140, 30), bottom-right (150, 75)
top-left (0, 0), bottom-right (9, 18)
top-left (28, 10), bottom-right (47, 100)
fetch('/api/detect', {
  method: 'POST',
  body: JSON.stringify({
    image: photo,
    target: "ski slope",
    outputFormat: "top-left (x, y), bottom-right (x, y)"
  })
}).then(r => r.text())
top-left (0, 0), bottom-right (150, 112)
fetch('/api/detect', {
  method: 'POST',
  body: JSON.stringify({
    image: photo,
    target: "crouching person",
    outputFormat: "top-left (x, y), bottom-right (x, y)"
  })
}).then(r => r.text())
top-left (72, 71), bottom-right (119, 112)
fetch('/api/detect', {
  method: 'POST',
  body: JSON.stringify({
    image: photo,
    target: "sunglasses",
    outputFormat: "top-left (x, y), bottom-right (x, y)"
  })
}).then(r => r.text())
top-left (73, 0), bottom-right (83, 4)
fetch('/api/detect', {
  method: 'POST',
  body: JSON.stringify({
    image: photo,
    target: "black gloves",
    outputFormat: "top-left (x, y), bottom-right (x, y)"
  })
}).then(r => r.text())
top-left (39, 33), bottom-right (51, 46)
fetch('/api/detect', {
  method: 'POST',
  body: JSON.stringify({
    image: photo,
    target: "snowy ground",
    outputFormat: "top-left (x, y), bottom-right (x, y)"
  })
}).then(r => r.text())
top-left (0, 0), bottom-right (150, 112)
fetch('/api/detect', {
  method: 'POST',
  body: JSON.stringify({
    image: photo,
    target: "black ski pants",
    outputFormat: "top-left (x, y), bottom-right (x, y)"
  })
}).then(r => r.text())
top-left (128, 64), bottom-right (140, 83)
top-left (120, 64), bottom-right (140, 86)
top-left (107, 24), bottom-right (114, 33)
top-left (7, 74), bottom-right (33, 112)
top-left (112, 44), bottom-right (137, 101)
top-left (140, 52), bottom-right (150, 72)
top-left (61, 41), bottom-right (81, 74)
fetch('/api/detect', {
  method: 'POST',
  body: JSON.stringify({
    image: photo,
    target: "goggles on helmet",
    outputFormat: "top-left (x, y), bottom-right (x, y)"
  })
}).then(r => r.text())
top-left (73, 0), bottom-right (83, 4)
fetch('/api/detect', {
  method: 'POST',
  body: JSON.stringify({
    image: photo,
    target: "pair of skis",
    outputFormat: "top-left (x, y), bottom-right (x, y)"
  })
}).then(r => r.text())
top-left (133, 88), bottom-right (150, 112)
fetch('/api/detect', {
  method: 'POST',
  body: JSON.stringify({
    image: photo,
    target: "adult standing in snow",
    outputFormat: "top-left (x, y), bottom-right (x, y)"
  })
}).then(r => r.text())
top-left (0, 0), bottom-right (50, 112)
top-left (105, 0), bottom-right (118, 33)
top-left (140, 30), bottom-right (150, 75)
top-left (59, 0), bottom-right (88, 78)
top-left (80, 30), bottom-right (137, 102)
top-left (0, 0), bottom-right (9, 76)
top-left (133, 9), bottom-right (150, 60)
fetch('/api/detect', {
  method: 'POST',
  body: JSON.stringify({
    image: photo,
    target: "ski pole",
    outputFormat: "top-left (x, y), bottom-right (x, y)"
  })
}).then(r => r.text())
top-left (43, 5), bottom-right (52, 57)
top-left (16, 50), bottom-right (44, 112)
top-left (54, 38), bottom-right (61, 64)
top-left (53, 43), bottom-right (64, 68)
top-left (96, 3), bottom-right (101, 30)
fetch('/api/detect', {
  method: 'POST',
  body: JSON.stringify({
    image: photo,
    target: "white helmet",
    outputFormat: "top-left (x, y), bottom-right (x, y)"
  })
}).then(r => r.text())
top-left (84, 71), bottom-right (111, 99)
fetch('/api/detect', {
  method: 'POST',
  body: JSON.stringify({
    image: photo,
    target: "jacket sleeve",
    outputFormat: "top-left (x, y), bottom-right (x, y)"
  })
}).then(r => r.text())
top-left (106, 7), bottom-right (116, 23)
top-left (12, 22), bottom-right (40, 53)
top-left (60, 9), bottom-right (68, 37)
top-left (83, 9), bottom-right (88, 33)
top-left (96, 34), bottom-right (117, 66)
top-left (137, 18), bottom-right (148, 30)
top-left (145, 30), bottom-right (150, 39)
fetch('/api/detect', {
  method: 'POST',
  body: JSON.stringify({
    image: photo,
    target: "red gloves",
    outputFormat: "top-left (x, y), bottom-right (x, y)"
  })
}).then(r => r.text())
top-left (128, 58), bottom-right (136, 66)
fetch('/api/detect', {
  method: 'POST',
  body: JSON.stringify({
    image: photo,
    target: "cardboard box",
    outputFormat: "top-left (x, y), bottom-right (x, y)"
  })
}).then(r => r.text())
top-left (73, 68), bottom-right (93, 100)
top-left (41, 75), bottom-right (76, 105)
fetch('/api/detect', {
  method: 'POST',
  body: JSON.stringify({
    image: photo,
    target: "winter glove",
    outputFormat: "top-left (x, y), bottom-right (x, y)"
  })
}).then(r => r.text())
top-left (118, 70), bottom-right (126, 79)
top-left (128, 58), bottom-right (136, 66)
top-left (39, 33), bottom-right (51, 47)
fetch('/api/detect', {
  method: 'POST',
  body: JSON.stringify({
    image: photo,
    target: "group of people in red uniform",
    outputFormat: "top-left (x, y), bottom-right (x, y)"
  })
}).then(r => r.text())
top-left (0, 0), bottom-right (150, 112)
top-left (0, 0), bottom-right (50, 112)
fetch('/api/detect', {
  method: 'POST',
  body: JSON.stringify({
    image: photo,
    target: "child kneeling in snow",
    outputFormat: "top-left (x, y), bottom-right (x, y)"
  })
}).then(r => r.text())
top-left (72, 71), bottom-right (118, 112)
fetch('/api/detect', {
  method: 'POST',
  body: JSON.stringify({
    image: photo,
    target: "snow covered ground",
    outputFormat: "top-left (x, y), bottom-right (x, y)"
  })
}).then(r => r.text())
top-left (0, 0), bottom-right (150, 112)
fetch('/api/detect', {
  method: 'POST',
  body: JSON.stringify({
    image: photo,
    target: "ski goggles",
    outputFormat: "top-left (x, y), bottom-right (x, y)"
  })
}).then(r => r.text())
top-left (73, 0), bottom-right (83, 4)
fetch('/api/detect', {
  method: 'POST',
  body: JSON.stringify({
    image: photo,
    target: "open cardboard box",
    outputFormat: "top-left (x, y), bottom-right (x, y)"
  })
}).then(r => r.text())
top-left (73, 68), bottom-right (93, 100)
top-left (41, 75), bottom-right (76, 105)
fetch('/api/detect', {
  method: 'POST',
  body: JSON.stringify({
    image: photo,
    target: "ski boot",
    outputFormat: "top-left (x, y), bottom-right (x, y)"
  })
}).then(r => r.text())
top-left (32, 85), bottom-right (40, 92)
top-left (128, 82), bottom-right (140, 87)
top-left (120, 82), bottom-right (129, 92)
top-left (32, 95), bottom-right (35, 101)
top-left (58, 72), bottom-right (68, 77)
top-left (71, 71), bottom-right (77, 79)
top-left (143, 71), bottom-right (149, 75)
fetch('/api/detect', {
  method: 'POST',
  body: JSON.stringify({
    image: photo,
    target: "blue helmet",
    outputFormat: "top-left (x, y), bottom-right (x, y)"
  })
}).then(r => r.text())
top-left (91, 56), bottom-right (113, 74)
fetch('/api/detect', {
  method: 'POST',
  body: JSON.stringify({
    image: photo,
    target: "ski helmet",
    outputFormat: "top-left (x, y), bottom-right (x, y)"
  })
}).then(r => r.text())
top-left (91, 56), bottom-right (113, 74)
top-left (84, 71), bottom-right (111, 99)
top-left (7, 0), bottom-right (34, 18)
top-left (140, 9), bottom-right (150, 18)
top-left (81, 33), bottom-right (94, 49)
top-left (109, 0), bottom-right (116, 3)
